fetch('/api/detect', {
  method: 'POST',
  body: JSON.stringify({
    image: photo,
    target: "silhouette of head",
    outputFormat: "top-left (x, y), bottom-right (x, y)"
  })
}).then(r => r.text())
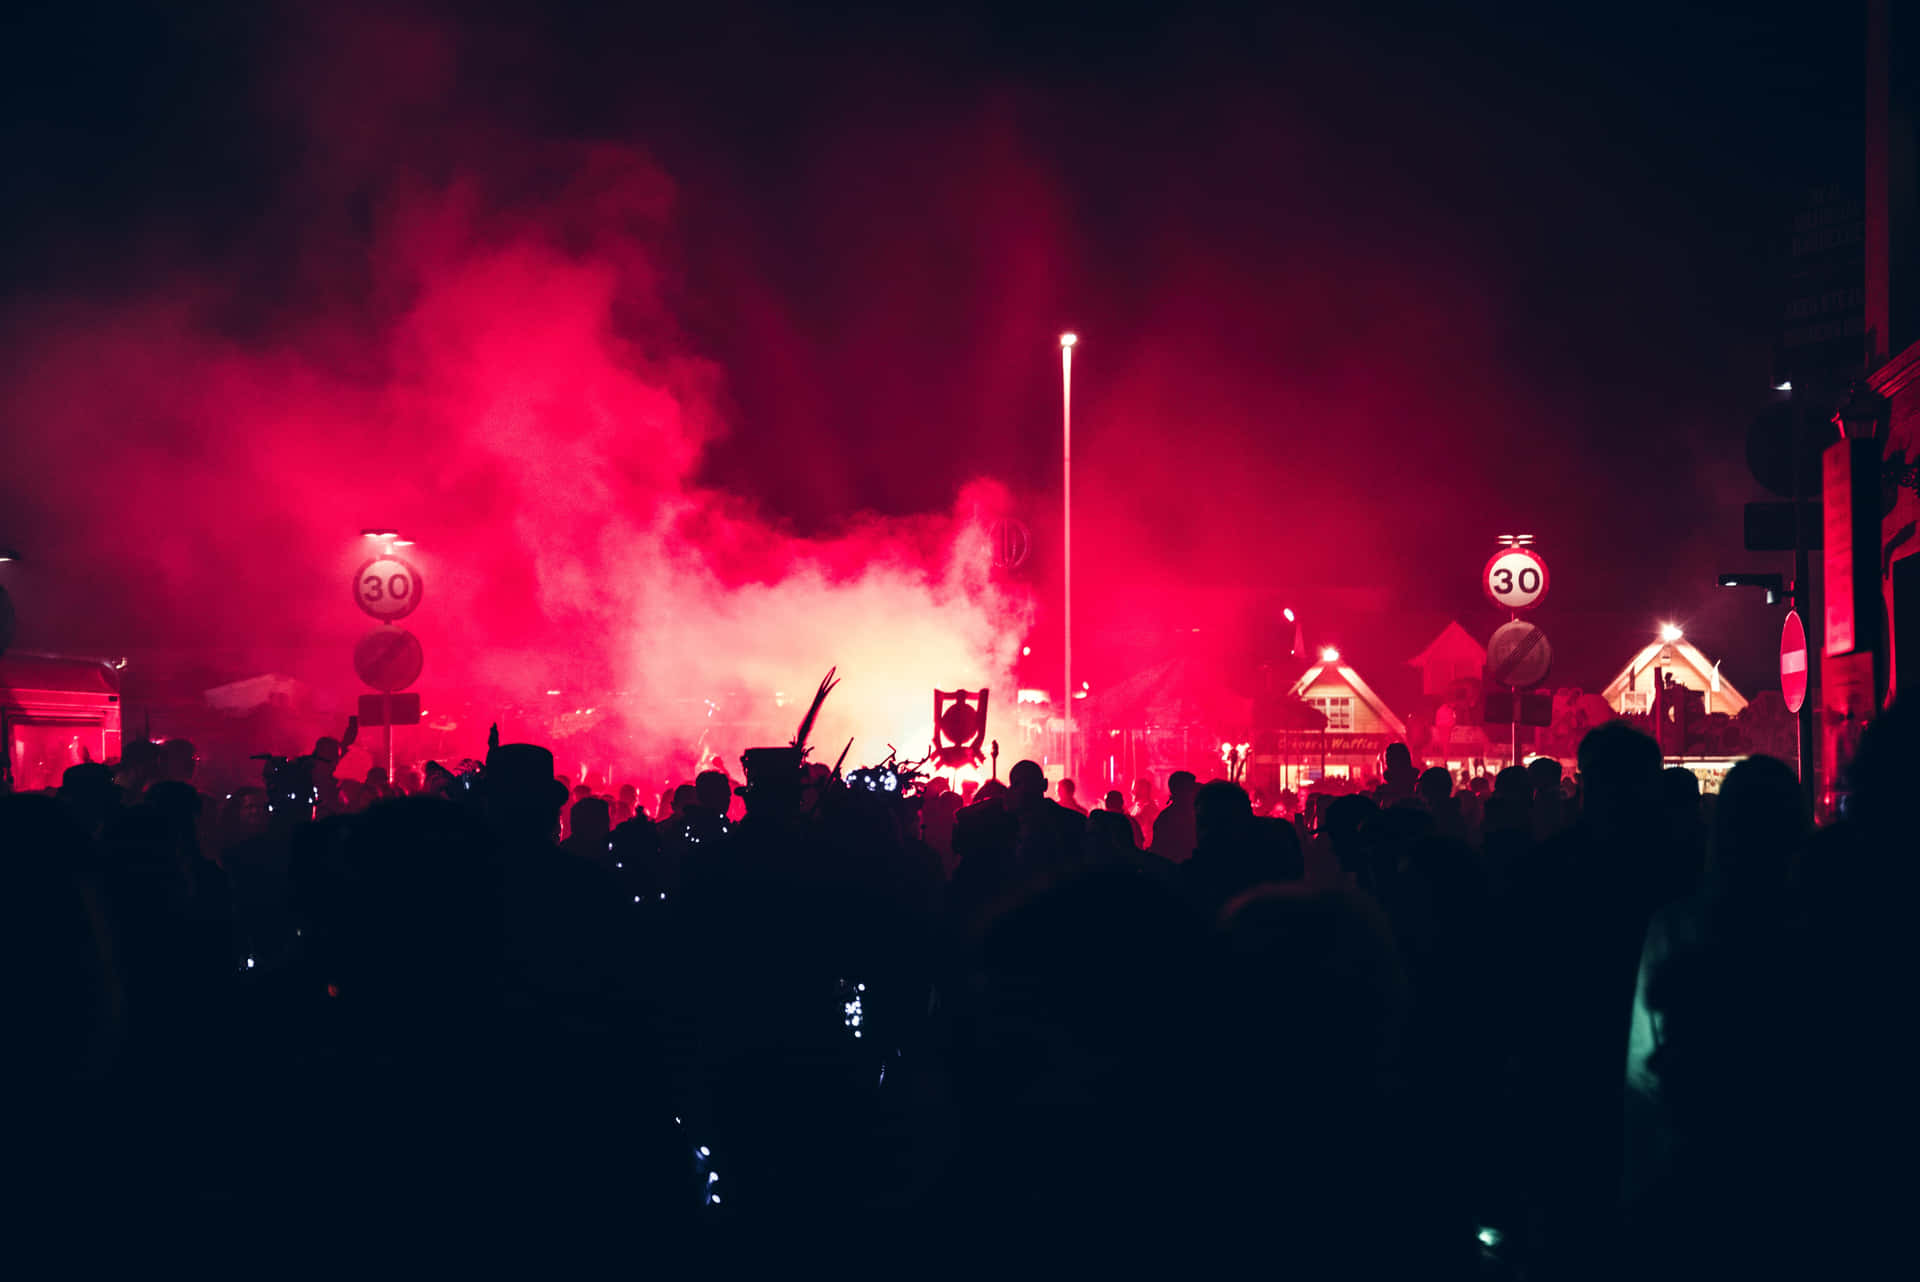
top-left (739, 746), bottom-right (804, 816)
top-left (158, 738), bottom-right (197, 784)
top-left (1383, 742), bottom-right (1416, 786)
top-left (312, 736), bottom-right (343, 768)
top-left (1416, 767), bottom-right (1452, 810)
top-left (1526, 756), bottom-right (1563, 797)
top-left (60, 762), bottom-right (119, 829)
top-left (671, 784), bottom-right (697, 815)
top-left (1576, 720), bottom-right (1662, 823)
top-left (482, 743), bottom-right (570, 841)
top-left (1661, 765), bottom-right (1701, 813)
top-left (1710, 753), bottom-right (1804, 891)
top-left (119, 738), bottom-right (160, 782)
top-left (570, 796), bottom-right (611, 847)
top-left (1167, 771), bottom-right (1198, 803)
top-left (1132, 776), bottom-right (1155, 804)
top-left (1493, 765), bottom-right (1534, 804)
top-left (1196, 779), bottom-right (1254, 847)
top-left (1008, 759), bottom-right (1048, 806)
top-left (1103, 789), bottom-right (1127, 812)
top-left (694, 770), bottom-right (733, 815)
top-left (1059, 779), bottom-right (1079, 804)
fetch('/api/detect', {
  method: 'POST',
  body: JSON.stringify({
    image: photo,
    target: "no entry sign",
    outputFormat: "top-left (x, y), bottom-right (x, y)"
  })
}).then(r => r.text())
top-left (353, 556), bottom-right (423, 622)
top-left (1488, 619), bottom-right (1553, 689)
top-left (1483, 546), bottom-right (1550, 611)
top-left (1780, 609), bottom-right (1809, 714)
top-left (354, 627), bottom-right (424, 692)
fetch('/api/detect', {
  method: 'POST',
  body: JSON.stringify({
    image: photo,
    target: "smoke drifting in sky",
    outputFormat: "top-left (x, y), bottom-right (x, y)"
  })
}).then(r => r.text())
top-left (0, 13), bottom-right (1029, 774)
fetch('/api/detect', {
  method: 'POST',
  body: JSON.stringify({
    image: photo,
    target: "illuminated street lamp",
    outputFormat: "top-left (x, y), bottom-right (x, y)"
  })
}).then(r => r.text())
top-left (1659, 623), bottom-right (1684, 643)
top-left (1060, 331), bottom-right (1077, 779)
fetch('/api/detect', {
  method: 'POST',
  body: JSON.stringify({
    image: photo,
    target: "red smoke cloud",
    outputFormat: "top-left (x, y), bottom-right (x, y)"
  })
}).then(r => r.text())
top-left (0, 39), bottom-right (1030, 780)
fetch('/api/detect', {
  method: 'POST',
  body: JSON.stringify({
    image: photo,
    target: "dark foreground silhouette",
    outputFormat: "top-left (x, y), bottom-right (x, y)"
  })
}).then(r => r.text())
top-left (6, 702), bottom-right (1914, 1274)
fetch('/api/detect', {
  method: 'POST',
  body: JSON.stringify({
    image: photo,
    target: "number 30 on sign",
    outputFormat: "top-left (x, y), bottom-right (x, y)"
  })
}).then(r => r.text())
top-left (353, 557), bottom-right (423, 622)
top-left (1482, 547), bottom-right (1549, 611)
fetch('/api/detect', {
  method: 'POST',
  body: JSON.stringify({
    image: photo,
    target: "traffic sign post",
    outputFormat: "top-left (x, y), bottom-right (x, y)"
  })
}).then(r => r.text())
top-left (1780, 607), bottom-right (1810, 790)
top-left (1779, 610), bottom-right (1809, 714)
top-left (1483, 547), bottom-right (1550, 612)
top-left (354, 628), bottom-right (424, 692)
top-left (1488, 618), bottom-right (1554, 768)
top-left (351, 557), bottom-right (425, 774)
top-left (357, 692), bottom-right (422, 727)
top-left (353, 557), bottom-right (424, 622)
top-left (355, 626), bottom-right (424, 779)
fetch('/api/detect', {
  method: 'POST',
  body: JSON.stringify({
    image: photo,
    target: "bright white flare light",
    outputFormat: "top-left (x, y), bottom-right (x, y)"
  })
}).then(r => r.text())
top-left (1320, 647), bottom-right (1341, 663)
top-left (1660, 624), bottom-right (1684, 643)
top-left (1060, 332), bottom-right (1078, 348)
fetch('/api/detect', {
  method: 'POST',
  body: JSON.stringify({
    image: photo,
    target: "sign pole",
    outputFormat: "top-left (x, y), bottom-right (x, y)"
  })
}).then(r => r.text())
top-left (1060, 333), bottom-right (1075, 785)
top-left (1791, 402), bottom-right (1815, 812)
top-left (385, 688), bottom-right (394, 778)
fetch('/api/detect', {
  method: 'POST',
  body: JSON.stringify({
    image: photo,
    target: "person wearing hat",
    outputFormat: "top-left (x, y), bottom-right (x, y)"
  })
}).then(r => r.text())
top-left (483, 743), bottom-right (573, 845)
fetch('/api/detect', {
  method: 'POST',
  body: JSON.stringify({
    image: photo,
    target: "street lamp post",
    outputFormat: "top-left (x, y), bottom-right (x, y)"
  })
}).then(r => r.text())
top-left (1060, 332), bottom-right (1077, 784)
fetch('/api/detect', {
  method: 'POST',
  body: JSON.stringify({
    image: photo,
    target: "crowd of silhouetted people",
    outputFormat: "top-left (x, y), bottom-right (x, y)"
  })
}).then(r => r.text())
top-left (5, 697), bottom-right (1915, 1274)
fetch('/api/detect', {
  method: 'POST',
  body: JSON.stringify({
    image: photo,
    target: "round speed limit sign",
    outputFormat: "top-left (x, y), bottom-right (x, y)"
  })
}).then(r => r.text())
top-left (1482, 546), bottom-right (1549, 612)
top-left (353, 556), bottom-right (423, 622)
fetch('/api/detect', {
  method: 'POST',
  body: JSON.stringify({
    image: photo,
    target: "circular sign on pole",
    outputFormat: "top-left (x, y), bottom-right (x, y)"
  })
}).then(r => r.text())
top-left (1488, 619), bottom-right (1553, 689)
top-left (1780, 609), bottom-right (1809, 714)
top-left (989, 517), bottom-right (1031, 571)
top-left (354, 627), bottom-right (424, 692)
top-left (353, 557), bottom-right (423, 622)
top-left (1483, 547), bottom-right (1550, 611)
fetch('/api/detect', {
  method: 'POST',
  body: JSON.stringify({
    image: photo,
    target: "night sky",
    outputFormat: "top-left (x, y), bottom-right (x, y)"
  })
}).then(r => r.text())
top-left (0, 0), bottom-right (1865, 707)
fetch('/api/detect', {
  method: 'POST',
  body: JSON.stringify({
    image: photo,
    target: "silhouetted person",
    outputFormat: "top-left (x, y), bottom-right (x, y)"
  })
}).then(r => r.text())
top-left (60, 761), bottom-right (121, 838)
top-left (1514, 720), bottom-right (1668, 1281)
top-left (921, 787), bottom-right (962, 874)
top-left (1527, 756), bottom-right (1566, 838)
top-left (1218, 884), bottom-right (1421, 1273)
top-left (1150, 770), bottom-right (1199, 863)
top-left (694, 769), bottom-right (733, 821)
top-left (1005, 759), bottom-right (1083, 868)
top-left (562, 795), bottom-right (613, 862)
top-left (1377, 741), bottom-right (1419, 804)
top-left (1102, 788), bottom-right (1145, 847)
top-left (158, 738), bottom-right (197, 786)
top-left (1057, 778), bottom-right (1087, 815)
top-left (1624, 754), bottom-right (1806, 1277)
top-left (117, 738), bottom-right (161, 798)
top-left (1417, 766), bottom-right (1467, 841)
top-left (614, 782), bottom-right (641, 825)
top-left (1129, 775), bottom-right (1157, 824)
top-left (936, 861), bottom-right (1225, 1256)
top-left (1181, 780), bottom-right (1305, 917)
top-left (1657, 766), bottom-right (1707, 896)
